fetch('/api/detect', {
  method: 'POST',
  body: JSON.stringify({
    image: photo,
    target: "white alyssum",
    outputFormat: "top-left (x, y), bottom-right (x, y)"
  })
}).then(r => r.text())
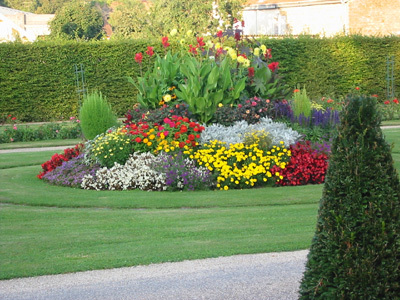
top-left (81, 152), bottom-right (167, 191)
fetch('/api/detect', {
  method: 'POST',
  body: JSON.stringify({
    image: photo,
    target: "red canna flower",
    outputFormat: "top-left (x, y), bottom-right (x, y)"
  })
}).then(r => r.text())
top-left (146, 46), bottom-right (154, 57)
top-left (384, 100), bottom-right (390, 105)
top-left (134, 52), bottom-right (143, 64)
top-left (161, 36), bottom-right (170, 48)
top-left (189, 44), bottom-right (198, 55)
top-left (393, 98), bottom-right (399, 104)
top-left (268, 62), bottom-right (279, 72)
top-left (248, 67), bottom-right (255, 78)
top-left (216, 30), bottom-right (223, 38)
top-left (196, 37), bottom-right (205, 48)
top-left (11, 117), bottom-right (17, 120)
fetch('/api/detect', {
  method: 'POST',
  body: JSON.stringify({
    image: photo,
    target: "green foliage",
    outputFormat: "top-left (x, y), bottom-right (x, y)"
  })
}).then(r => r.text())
top-left (79, 91), bottom-right (118, 140)
top-left (108, 0), bottom-right (245, 39)
top-left (292, 86), bottom-right (312, 118)
top-left (0, 122), bottom-right (81, 143)
top-left (128, 51), bottom-right (181, 109)
top-left (49, 1), bottom-right (104, 40)
top-left (35, 0), bottom-right (69, 13)
top-left (299, 95), bottom-right (400, 299)
top-left (1, 36), bottom-right (399, 122)
top-left (176, 56), bottom-right (245, 124)
top-left (259, 35), bottom-right (400, 101)
top-left (3, 0), bottom-right (40, 12)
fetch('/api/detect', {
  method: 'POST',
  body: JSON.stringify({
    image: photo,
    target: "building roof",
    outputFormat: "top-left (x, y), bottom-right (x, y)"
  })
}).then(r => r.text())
top-left (0, 6), bottom-right (33, 15)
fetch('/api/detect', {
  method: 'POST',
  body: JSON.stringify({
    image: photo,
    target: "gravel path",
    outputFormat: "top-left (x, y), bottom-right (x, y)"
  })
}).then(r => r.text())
top-left (0, 250), bottom-right (308, 300)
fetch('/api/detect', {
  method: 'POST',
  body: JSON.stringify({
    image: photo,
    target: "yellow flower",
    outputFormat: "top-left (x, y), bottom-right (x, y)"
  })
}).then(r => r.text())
top-left (147, 142), bottom-right (152, 146)
top-left (163, 94), bottom-right (172, 102)
top-left (260, 44), bottom-right (267, 54)
top-left (237, 56), bottom-right (246, 64)
top-left (215, 42), bottom-right (221, 49)
top-left (218, 103), bottom-right (223, 107)
top-left (170, 28), bottom-right (177, 36)
top-left (224, 185), bottom-right (229, 190)
top-left (243, 59), bottom-right (250, 67)
top-left (186, 30), bottom-right (193, 37)
top-left (180, 38), bottom-right (186, 45)
top-left (254, 47), bottom-right (260, 56)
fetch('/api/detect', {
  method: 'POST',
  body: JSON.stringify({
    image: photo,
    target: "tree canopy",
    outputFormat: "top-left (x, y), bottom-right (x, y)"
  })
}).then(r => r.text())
top-left (49, 1), bottom-right (104, 40)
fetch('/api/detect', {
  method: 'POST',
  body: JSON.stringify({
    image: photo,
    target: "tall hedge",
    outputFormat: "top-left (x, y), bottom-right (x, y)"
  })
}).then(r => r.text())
top-left (1, 36), bottom-right (399, 122)
top-left (299, 95), bottom-right (400, 299)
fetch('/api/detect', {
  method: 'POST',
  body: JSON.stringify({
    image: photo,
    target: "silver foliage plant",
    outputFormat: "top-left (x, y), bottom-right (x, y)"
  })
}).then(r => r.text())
top-left (200, 116), bottom-right (301, 147)
top-left (81, 152), bottom-right (167, 191)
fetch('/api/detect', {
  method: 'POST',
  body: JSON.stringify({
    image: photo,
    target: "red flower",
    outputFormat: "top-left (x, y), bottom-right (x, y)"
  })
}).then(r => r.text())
top-left (189, 44), bottom-right (198, 55)
top-left (371, 94), bottom-right (378, 97)
top-left (355, 86), bottom-right (360, 90)
top-left (384, 100), bottom-right (390, 105)
top-left (146, 46), bottom-right (154, 57)
top-left (134, 52), bottom-right (143, 64)
top-left (264, 49), bottom-right (272, 60)
top-left (162, 36), bottom-right (170, 48)
top-left (216, 30), bottom-right (223, 38)
top-left (180, 125), bottom-right (188, 133)
top-left (268, 62), bottom-right (279, 72)
top-left (393, 98), bottom-right (399, 104)
top-left (196, 37), bottom-right (205, 48)
top-left (234, 31), bottom-right (241, 41)
top-left (135, 137), bottom-right (142, 143)
top-left (11, 117), bottom-right (16, 121)
top-left (216, 47), bottom-right (224, 57)
top-left (188, 134), bottom-right (195, 141)
top-left (248, 67), bottom-right (255, 78)
top-left (179, 142), bottom-right (185, 148)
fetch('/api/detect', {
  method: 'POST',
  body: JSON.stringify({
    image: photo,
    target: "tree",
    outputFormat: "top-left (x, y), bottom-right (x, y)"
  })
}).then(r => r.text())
top-left (49, 1), bottom-right (104, 40)
top-left (3, 0), bottom-right (40, 12)
top-left (35, 0), bottom-right (70, 14)
top-left (299, 95), bottom-right (400, 299)
top-left (108, 0), bottom-right (246, 39)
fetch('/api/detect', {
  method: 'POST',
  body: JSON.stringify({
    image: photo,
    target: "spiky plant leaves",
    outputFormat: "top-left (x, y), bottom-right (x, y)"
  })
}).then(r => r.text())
top-left (299, 95), bottom-right (400, 299)
top-left (79, 91), bottom-right (118, 140)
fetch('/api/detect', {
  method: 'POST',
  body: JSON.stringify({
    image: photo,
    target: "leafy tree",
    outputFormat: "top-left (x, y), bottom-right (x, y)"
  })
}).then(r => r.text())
top-left (299, 95), bottom-right (400, 299)
top-left (49, 1), bottom-right (104, 40)
top-left (108, 0), bottom-right (149, 38)
top-left (109, 0), bottom-right (246, 39)
top-left (35, 0), bottom-right (70, 14)
top-left (3, 0), bottom-right (40, 12)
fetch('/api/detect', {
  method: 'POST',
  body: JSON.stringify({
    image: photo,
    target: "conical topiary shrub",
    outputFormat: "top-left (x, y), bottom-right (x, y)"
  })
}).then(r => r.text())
top-left (299, 95), bottom-right (400, 299)
top-left (79, 91), bottom-right (118, 140)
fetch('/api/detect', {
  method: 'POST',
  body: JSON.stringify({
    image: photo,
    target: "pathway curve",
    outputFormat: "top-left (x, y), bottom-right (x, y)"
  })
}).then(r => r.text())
top-left (0, 250), bottom-right (308, 300)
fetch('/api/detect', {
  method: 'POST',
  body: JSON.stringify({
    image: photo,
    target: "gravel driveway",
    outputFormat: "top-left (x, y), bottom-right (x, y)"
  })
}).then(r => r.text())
top-left (0, 250), bottom-right (308, 300)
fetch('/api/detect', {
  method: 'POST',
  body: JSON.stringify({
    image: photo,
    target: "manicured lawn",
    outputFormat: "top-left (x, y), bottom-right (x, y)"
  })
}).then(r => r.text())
top-left (0, 127), bottom-right (398, 280)
top-left (0, 138), bottom-right (82, 150)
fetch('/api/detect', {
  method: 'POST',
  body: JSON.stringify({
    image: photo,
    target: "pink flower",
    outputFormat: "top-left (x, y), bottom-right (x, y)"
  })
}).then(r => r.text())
top-left (146, 46), bottom-right (154, 57)
top-left (13, 126), bottom-right (17, 130)
top-left (268, 62), bottom-right (279, 72)
top-left (251, 101), bottom-right (257, 106)
top-left (70, 116), bottom-right (75, 120)
top-left (76, 119), bottom-right (80, 123)
top-left (163, 131), bottom-right (169, 137)
top-left (10, 138), bottom-right (14, 142)
top-left (135, 52), bottom-right (143, 64)
top-left (238, 104), bottom-right (242, 108)
top-left (56, 130), bottom-right (59, 133)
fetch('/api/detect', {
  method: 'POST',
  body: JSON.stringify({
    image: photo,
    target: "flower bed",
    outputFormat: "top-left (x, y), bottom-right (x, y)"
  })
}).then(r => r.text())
top-left (38, 28), bottom-right (334, 192)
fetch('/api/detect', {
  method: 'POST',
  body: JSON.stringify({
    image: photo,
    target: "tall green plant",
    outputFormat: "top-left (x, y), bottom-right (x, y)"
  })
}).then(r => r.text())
top-left (292, 86), bottom-right (312, 118)
top-left (299, 95), bottom-right (400, 299)
top-left (175, 56), bottom-right (245, 124)
top-left (79, 91), bottom-right (118, 140)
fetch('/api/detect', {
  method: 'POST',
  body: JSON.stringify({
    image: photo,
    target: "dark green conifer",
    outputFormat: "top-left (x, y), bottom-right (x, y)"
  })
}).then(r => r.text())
top-left (299, 95), bottom-right (400, 299)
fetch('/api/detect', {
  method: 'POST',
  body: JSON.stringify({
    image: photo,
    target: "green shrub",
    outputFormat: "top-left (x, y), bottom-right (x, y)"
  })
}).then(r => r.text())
top-left (79, 91), bottom-right (118, 140)
top-left (292, 86), bottom-right (311, 118)
top-left (299, 95), bottom-right (400, 299)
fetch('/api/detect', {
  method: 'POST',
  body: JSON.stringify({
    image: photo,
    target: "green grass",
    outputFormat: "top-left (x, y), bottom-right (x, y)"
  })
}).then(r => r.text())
top-left (0, 203), bottom-right (317, 279)
top-left (0, 138), bottom-right (82, 150)
top-left (0, 128), bottom-right (398, 280)
top-left (382, 120), bottom-right (400, 126)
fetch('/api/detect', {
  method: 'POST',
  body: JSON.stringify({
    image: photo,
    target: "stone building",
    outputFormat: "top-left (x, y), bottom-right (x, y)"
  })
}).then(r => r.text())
top-left (0, 6), bottom-right (54, 42)
top-left (243, 0), bottom-right (400, 36)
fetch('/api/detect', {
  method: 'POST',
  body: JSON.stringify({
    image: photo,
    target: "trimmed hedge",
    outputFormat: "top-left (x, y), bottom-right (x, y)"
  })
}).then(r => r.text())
top-left (1, 36), bottom-right (399, 122)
